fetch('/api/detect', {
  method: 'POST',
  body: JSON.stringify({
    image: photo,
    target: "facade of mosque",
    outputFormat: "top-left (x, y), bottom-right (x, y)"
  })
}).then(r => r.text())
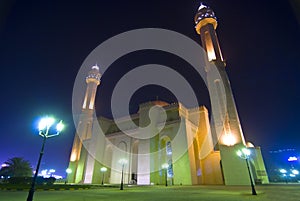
top-left (67, 3), bottom-right (269, 185)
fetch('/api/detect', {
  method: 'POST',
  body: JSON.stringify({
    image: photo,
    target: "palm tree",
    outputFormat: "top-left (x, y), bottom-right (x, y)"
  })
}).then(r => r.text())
top-left (0, 157), bottom-right (32, 178)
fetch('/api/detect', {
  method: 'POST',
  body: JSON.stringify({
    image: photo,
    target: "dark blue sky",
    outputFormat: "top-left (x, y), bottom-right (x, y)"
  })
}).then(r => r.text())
top-left (0, 0), bottom-right (299, 176)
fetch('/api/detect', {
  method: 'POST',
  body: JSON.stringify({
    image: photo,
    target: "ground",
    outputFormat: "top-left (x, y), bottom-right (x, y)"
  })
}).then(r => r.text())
top-left (0, 184), bottom-right (299, 201)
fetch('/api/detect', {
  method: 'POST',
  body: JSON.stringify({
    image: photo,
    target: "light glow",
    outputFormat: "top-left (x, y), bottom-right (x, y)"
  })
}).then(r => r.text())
top-left (70, 152), bottom-right (77, 162)
top-left (118, 158), bottom-right (128, 165)
top-left (242, 148), bottom-right (251, 156)
top-left (288, 156), bottom-right (298, 161)
top-left (49, 169), bottom-right (55, 173)
top-left (222, 133), bottom-right (236, 146)
top-left (237, 148), bottom-right (251, 159)
top-left (198, 3), bottom-right (207, 11)
top-left (89, 98), bottom-right (94, 109)
top-left (1, 164), bottom-right (8, 168)
top-left (38, 117), bottom-right (55, 131)
top-left (56, 120), bottom-right (64, 132)
top-left (292, 169), bottom-right (299, 175)
top-left (41, 169), bottom-right (48, 176)
top-left (66, 168), bottom-right (72, 174)
top-left (279, 169), bottom-right (287, 174)
top-left (92, 65), bottom-right (99, 70)
top-left (205, 31), bottom-right (216, 61)
top-left (82, 92), bottom-right (88, 109)
top-left (237, 150), bottom-right (242, 157)
top-left (100, 167), bottom-right (107, 172)
top-left (162, 163), bottom-right (169, 169)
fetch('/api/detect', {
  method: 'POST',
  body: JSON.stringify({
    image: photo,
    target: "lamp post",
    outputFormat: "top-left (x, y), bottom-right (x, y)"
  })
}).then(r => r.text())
top-left (162, 163), bottom-right (169, 187)
top-left (237, 148), bottom-right (257, 195)
top-left (65, 168), bottom-right (72, 184)
top-left (100, 167), bottom-right (107, 185)
top-left (279, 169), bottom-right (288, 183)
top-left (26, 117), bottom-right (64, 201)
top-left (292, 169), bottom-right (299, 175)
top-left (119, 159), bottom-right (127, 190)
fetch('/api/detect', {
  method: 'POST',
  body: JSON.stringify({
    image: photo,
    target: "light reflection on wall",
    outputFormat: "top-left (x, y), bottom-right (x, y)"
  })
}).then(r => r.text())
top-left (204, 31), bottom-right (216, 61)
top-left (222, 133), bottom-right (237, 146)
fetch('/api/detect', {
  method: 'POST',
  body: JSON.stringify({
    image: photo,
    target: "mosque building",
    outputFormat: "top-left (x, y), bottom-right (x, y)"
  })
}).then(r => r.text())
top-left (67, 3), bottom-right (269, 186)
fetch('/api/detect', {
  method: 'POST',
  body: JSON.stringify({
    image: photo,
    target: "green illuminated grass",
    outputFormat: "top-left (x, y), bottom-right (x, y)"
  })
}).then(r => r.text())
top-left (0, 184), bottom-right (299, 201)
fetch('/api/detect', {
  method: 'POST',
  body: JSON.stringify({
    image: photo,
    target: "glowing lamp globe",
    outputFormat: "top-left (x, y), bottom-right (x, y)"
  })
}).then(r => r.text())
top-left (66, 168), bottom-right (72, 174)
top-left (118, 159), bottom-right (128, 165)
top-left (38, 117), bottom-right (55, 131)
top-left (100, 167), bottom-right (107, 172)
top-left (279, 169), bottom-right (287, 174)
top-left (162, 163), bottom-right (169, 169)
top-left (56, 120), bottom-right (64, 132)
top-left (237, 148), bottom-right (251, 159)
top-left (292, 169), bottom-right (299, 175)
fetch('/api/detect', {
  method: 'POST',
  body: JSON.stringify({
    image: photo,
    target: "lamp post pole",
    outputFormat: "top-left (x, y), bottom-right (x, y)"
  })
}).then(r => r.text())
top-left (100, 167), bottom-right (107, 185)
top-left (27, 136), bottom-right (46, 201)
top-left (237, 148), bottom-right (257, 196)
top-left (119, 159), bottom-right (127, 190)
top-left (26, 117), bottom-right (64, 201)
top-left (102, 172), bottom-right (105, 185)
top-left (164, 168), bottom-right (168, 186)
top-left (120, 163), bottom-right (124, 190)
top-left (245, 157), bottom-right (257, 195)
top-left (65, 168), bottom-right (72, 184)
top-left (279, 169), bottom-right (288, 183)
top-left (162, 163), bottom-right (169, 187)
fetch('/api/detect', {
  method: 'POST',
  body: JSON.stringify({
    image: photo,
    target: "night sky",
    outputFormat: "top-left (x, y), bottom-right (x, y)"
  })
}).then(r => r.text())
top-left (0, 0), bottom-right (299, 177)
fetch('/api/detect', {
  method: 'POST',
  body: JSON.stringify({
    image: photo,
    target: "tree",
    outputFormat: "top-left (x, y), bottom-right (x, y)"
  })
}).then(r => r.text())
top-left (0, 157), bottom-right (32, 178)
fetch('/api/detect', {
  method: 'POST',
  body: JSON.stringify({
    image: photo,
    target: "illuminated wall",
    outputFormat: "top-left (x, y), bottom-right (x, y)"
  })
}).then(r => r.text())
top-left (88, 102), bottom-right (224, 185)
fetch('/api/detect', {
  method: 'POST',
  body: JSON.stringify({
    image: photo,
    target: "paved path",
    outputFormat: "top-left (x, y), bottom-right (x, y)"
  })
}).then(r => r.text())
top-left (0, 185), bottom-right (299, 201)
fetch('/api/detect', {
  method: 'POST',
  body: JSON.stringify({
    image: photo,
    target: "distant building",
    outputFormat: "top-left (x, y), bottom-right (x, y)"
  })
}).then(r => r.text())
top-left (67, 3), bottom-right (269, 185)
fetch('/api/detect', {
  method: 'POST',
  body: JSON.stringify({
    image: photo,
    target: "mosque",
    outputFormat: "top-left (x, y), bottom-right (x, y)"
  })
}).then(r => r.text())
top-left (67, 3), bottom-right (269, 186)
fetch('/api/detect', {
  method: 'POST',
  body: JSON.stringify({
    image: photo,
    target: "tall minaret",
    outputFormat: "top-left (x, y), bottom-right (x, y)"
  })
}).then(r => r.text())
top-left (194, 3), bottom-right (250, 185)
top-left (68, 65), bottom-right (101, 183)
top-left (82, 65), bottom-right (101, 111)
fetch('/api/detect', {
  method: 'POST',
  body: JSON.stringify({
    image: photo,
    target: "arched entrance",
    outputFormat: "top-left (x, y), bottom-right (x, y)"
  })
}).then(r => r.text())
top-left (160, 136), bottom-right (174, 185)
top-left (130, 140), bottom-right (139, 184)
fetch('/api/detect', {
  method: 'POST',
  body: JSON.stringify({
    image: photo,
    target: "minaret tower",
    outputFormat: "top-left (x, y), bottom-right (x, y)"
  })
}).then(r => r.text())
top-left (82, 65), bottom-right (101, 111)
top-left (194, 3), bottom-right (250, 185)
top-left (68, 65), bottom-right (101, 183)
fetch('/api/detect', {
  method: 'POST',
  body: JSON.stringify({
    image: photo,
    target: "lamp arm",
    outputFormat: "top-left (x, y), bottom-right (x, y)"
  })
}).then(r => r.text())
top-left (46, 133), bottom-right (60, 138)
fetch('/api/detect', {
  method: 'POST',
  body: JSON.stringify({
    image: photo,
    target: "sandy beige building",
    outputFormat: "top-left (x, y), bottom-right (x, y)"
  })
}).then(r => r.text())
top-left (67, 3), bottom-right (269, 186)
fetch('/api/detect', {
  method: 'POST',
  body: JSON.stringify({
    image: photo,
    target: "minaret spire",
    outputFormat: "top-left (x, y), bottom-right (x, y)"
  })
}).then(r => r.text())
top-left (194, 3), bottom-right (248, 185)
top-left (68, 65), bottom-right (101, 183)
top-left (198, 2), bottom-right (207, 11)
top-left (194, 2), bottom-right (244, 145)
top-left (82, 65), bottom-right (101, 109)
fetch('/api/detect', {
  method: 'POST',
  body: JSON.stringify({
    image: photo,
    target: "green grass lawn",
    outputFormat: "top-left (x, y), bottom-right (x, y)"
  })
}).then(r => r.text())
top-left (0, 184), bottom-right (300, 201)
top-left (0, 183), bottom-right (94, 190)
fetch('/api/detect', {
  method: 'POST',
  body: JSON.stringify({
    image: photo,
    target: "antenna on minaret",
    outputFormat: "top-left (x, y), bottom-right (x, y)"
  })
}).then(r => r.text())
top-left (92, 63), bottom-right (99, 70)
top-left (198, 2), bottom-right (207, 10)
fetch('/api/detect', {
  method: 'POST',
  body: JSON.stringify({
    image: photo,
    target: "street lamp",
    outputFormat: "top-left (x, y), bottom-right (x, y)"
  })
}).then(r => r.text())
top-left (66, 168), bottom-right (72, 174)
top-left (119, 159), bottom-right (127, 190)
top-left (100, 167), bottom-right (107, 185)
top-left (27, 117), bottom-right (64, 201)
top-left (291, 169), bottom-right (299, 175)
top-left (237, 148), bottom-right (257, 195)
top-left (279, 169), bottom-right (287, 174)
top-left (162, 163), bottom-right (169, 187)
top-left (279, 169), bottom-right (288, 183)
top-left (65, 168), bottom-right (72, 184)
